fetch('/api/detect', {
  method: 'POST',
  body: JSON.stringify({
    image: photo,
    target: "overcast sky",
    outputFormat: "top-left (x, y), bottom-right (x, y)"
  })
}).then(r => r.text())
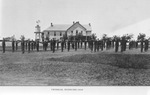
top-left (1, 0), bottom-right (150, 39)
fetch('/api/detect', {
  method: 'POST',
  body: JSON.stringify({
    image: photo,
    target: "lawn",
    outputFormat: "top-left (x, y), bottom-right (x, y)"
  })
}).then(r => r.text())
top-left (0, 48), bottom-right (150, 86)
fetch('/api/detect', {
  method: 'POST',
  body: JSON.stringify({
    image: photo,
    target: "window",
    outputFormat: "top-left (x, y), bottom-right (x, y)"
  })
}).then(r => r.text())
top-left (60, 32), bottom-right (62, 36)
top-left (48, 32), bottom-right (50, 36)
top-left (71, 31), bottom-right (73, 34)
top-left (54, 31), bottom-right (56, 36)
top-left (76, 30), bottom-right (78, 35)
top-left (81, 31), bottom-right (83, 34)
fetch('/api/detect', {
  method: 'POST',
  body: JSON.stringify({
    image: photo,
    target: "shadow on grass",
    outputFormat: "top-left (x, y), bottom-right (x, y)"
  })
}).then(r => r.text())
top-left (49, 54), bottom-right (150, 69)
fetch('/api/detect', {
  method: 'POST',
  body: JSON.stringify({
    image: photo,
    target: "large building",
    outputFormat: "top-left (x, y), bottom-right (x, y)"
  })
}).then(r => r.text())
top-left (42, 21), bottom-right (92, 41)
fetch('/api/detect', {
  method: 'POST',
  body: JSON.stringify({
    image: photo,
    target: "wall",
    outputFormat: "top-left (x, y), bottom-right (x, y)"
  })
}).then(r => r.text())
top-left (43, 31), bottom-right (65, 40)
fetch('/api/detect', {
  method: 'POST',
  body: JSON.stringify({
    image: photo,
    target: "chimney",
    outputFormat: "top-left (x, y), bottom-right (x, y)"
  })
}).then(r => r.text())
top-left (77, 21), bottom-right (79, 23)
top-left (89, 23), bottom-right (91, 26)
top-left (51, 23), bottom-right (53, 27)
top-left (73, 21), bottom-right (75, 24)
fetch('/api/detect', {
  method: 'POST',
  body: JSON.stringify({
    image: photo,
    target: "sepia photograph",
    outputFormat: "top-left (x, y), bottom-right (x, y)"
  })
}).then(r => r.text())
top-left (0, 0), bottom-right (150, 94)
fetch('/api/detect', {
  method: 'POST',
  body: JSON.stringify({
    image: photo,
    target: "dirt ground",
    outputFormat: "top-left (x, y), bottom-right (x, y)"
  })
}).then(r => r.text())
top-left (0, 48), bottom-right (150, 86)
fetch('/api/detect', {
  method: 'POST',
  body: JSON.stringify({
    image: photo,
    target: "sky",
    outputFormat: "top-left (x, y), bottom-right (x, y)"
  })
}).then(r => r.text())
top-left (1, 0), bottom-right (150, 39)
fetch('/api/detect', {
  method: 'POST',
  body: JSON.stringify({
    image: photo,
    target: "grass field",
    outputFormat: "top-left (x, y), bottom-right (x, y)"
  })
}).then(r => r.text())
top-left (0, 48), bottom-right (150, 86)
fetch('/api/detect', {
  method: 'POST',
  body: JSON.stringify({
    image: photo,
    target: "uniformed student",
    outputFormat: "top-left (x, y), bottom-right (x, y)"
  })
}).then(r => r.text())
top-left (67, 40), bottom-right (70, 52)
top-left (84, 40), bottom-right (87, 50)
top-left (64, 41), bottom-right (66, 49)
top-left (36, 40), bottom-right (39, 52)
top-left (72, 41), bottom-right (74, 49)
top-left (136, 41), bottom-right (138, 48)
top-left (75, 40), bottom-right (77, 51)
top-left (31, 40), bottom-right (34, 51)
top-left (25, 41), bottom-right (28, 50)
top-left (97, 40), bottom-right (100, 51)
top-left (115, 39), bottom-right (119, 52)
top-left (94, 40), bottom-right (97, 52)
top-left (141, 39), bottom-right (144, 52)
top-left (144, 39), bottom-right (149, 52)
top-left (28, 40), bottom-right (30, 53)
top-left (50, 40), bottom-right (53, 51)
top-left (21, 39), bottom-right (25, 54)
top-left (2, 38), bottom-right (6, 53)
top-left (90, 40), bottom-right (93, 52)
top-left (78, 41), bottom-right (79, 49)
top-left (61, 40), bottom-right (64, 52)
top-left (52, 39), bottom-right (56, 53)
top-left (81, 41), bottom-right (83, 48)
top-left (12, 40), bottom-right (15, 52)
top-left (57, 41), bottom-right (59, 50)
top-left (16, 41), bottom-right (18, 51)
top-left (43, 41), bottom-right (45, 51)
top-left (100, 40), bottom-right (103, 51)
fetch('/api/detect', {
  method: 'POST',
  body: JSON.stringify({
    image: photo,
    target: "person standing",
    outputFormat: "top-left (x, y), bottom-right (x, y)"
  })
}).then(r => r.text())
top-left (84, 40), bottom-right (87, 50)
top-left (12, 39), bottom-right (15, 52)
top-left (52, 39), bottom-right (56, 53)
top-left (115, 39), bottom-right (119, 52)
top-left (81, 40), bottom-right (83, 48)
top-left (72, 41), bottom-right (74, 49)
top-left (75, 40), bottom-right (77, 51)
top-left (141, 39), bottom-right (144, 52)
top-left (57, 41), bottom-right (59, 50)
top-left (67, 40), bottom-right (70, 52)
top-left (94, 40), bottom-right (97, 52)
top-left (61, 40), bottom-right (64, 52)
top-left (25, 41), bottom-right (28, 50)
top-left (21, 39), bottom-right (25, 54)
top-left (2, 38), bottom-right (6, 53)
top-left (31, 40), bottom-right (34, 51)
top-left (90, 40), bottom-right (93, 52)
top-left (144, 39), bottom-right (149, 52)
top-left (16, 41), bottom-right (18, 51)
top-left (28, 40), bottom-right (30, 53)
top-left (64, 41), bottom-right (66, 49)
top-left (100, 40), bottom-right (103, 51)
top-left (97, 39), bottom-right (100, 51)
top-left (36, 40), bottom-right (39, 52)
top-left (50, 40), bottom-right (53, 51)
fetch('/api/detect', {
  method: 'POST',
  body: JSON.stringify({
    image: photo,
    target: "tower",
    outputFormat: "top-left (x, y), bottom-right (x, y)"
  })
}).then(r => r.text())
top-left (34, 20), bottom-right (42, 41)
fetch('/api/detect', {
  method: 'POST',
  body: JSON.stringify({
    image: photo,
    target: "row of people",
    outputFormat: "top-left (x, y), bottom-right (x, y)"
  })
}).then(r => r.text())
top-left (1, 38), bottom-right (149, 53)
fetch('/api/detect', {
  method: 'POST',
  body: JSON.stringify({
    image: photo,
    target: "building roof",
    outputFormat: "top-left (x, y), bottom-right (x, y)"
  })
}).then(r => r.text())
top-left (43, 23), bottom-right (92, 32)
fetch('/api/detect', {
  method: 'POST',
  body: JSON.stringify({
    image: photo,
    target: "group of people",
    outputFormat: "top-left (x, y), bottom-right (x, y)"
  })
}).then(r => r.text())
top-left (1, 37), bottom-right (150, 54)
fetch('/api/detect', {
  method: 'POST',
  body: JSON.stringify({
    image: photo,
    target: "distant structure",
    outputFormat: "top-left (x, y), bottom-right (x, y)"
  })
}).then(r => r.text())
top-left (42, 21), bottom-right (92, 40)
top-left (34, 20), bottom-right (42, 41)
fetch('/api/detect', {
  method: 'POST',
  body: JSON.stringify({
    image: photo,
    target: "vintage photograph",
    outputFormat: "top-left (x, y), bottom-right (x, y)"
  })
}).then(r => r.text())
top-left (0, 0), bottom-right (150, 87)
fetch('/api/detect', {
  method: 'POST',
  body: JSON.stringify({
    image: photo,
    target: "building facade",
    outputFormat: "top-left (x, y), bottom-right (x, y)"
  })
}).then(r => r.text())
top-left (42, 22), bottom-right (92, 41)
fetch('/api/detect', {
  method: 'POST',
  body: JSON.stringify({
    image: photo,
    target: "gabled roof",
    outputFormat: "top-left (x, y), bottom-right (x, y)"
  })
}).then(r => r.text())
top-left (43, 22), bottom-right (92, 32)
top-left (44, 24), bottom-right (71, 31)
top-left (82, 25), bottom-right (92, 31)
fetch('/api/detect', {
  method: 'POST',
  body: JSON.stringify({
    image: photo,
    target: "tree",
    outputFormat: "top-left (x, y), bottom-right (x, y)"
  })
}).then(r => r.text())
top-left (113, 35), bottom-right (120, 41)
top-left (11, 35), bottom-right (16, 41)
top-left (20, 35), bottom-right (25, 41)
top-left (91, 33), bottom-right (97, 40)
top-left (137, 33), bottom-right (146, 41)
top-left (122, 34), bottom-right (133, 41)
top-left (102, 34), bottom-right (107, 40)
